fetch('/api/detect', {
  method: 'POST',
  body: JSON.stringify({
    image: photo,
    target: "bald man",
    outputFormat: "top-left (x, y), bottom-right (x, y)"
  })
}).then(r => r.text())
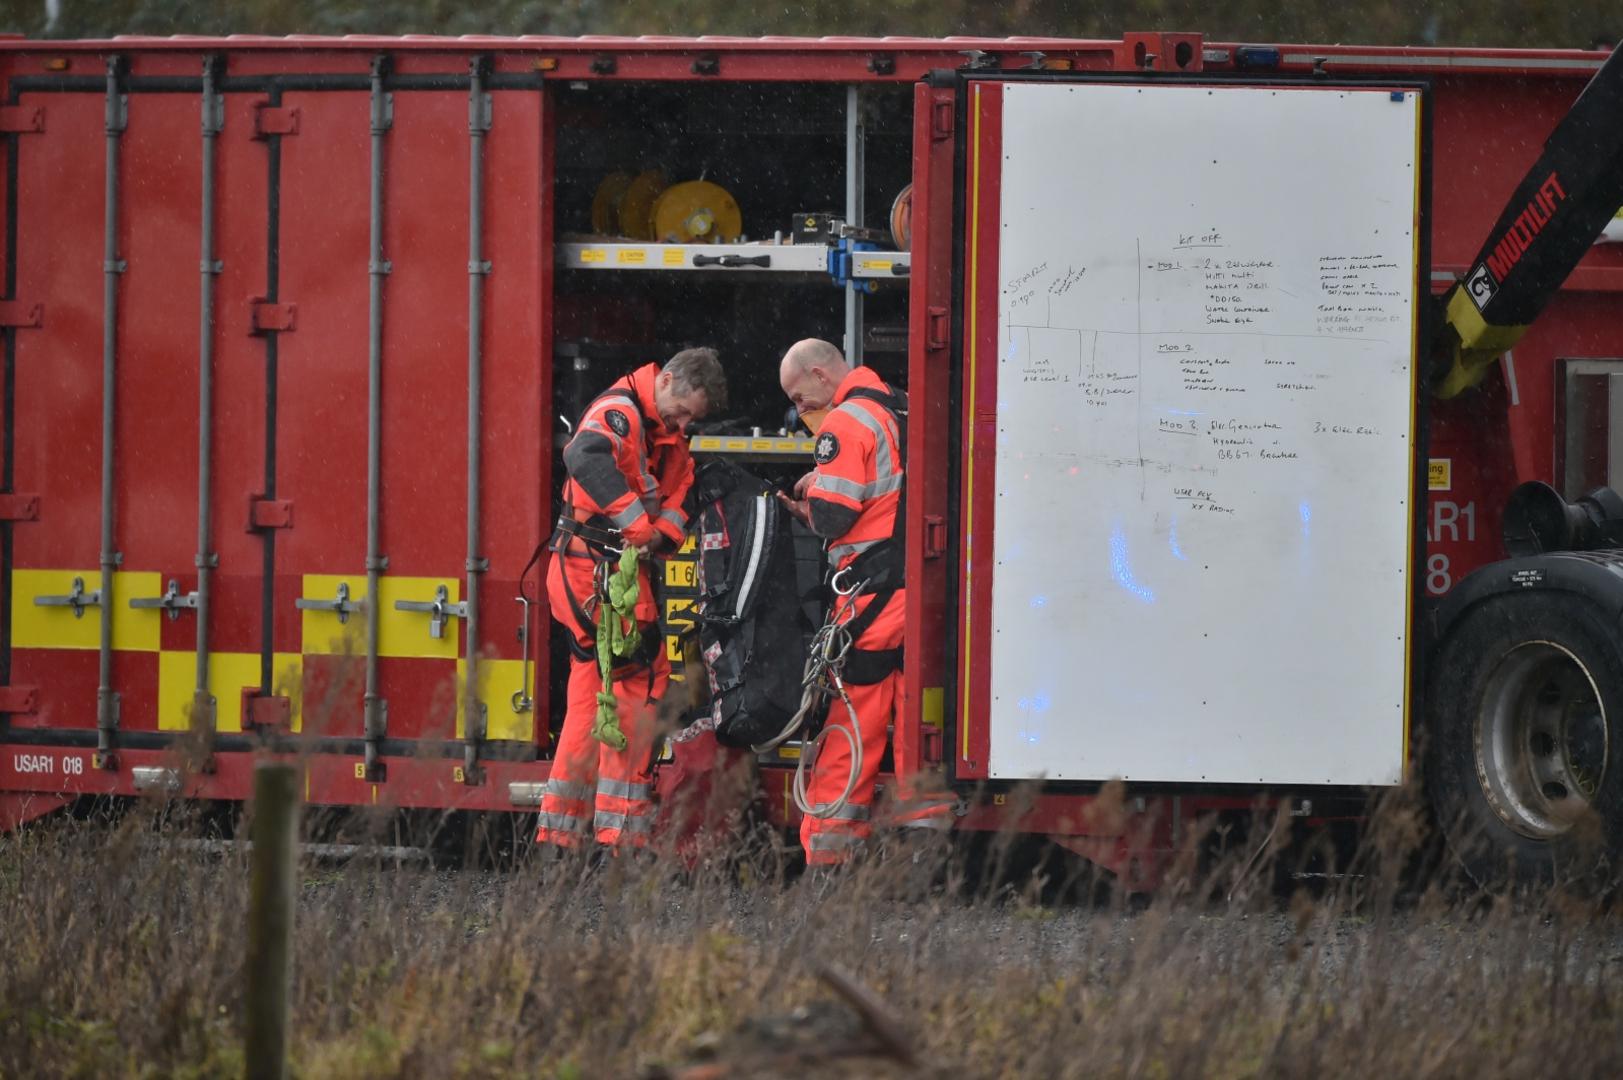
top-left (777, 339), bottom-right (951, 864)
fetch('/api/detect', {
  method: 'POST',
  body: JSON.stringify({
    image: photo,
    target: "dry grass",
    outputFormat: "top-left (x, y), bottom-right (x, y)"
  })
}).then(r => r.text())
top-left (2, 787), bottom-right (1622, 1079)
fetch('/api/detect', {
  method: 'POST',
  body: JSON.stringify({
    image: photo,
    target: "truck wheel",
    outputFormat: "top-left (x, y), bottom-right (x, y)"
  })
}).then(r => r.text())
top-left (1425, 591), bottom-right (1623, 889)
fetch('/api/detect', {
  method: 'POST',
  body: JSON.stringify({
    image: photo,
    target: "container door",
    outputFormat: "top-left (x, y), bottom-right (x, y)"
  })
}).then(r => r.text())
top-left (950, 76), bottom-right (1426, 786)
top-left (4, 74), bottom-right (274, 747)
top-left (275, 76), bottom-right (548, 777)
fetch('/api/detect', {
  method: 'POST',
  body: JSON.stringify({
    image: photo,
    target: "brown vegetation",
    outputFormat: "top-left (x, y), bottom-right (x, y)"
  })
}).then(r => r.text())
top-left (3, 788), bottom-right (1622, 1078)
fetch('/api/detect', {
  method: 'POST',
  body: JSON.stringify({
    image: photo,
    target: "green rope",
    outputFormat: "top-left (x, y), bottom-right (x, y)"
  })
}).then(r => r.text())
top-left (592, 546), bottom-right (643, 750)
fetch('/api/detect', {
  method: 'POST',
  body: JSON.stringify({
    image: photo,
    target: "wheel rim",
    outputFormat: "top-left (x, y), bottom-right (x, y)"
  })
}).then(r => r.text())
top-left (1474, 641), bottom-right (1609, 840)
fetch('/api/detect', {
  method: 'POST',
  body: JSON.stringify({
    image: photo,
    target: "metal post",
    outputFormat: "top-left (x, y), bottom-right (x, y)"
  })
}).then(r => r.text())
top-left (844, 84), bottom-right (864, 366)
top-left (3, 101), bottom-right (21, 700)
top-left (244, 761), bottom-right (298, 1080)
top-left (362, 55), bottom-right (391, 780)
top-left (97, 57), bottom-right (127, 767)
top-left (259, 88), bottom-right (283, 704)
top-left (463, 57), bottom-right (491, 783)
top-left (193, 56), bottom-right (222, 734)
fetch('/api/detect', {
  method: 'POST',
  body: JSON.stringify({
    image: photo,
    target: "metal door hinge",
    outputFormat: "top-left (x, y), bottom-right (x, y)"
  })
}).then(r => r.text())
top-left (250, 301), bottom-right (296, 334)
top-left (926, 306), bottom-right (949, 350)
top-left (253, 104), bottom-right (300, 138)
top-left (924, 515), bottom-right (948, 558)
top-left (129, 579), bottom-right (199, 621)
top-left (295, 581), bottom-right (363, 624)
top-left (0, 105), bottom-right (44, 134)
top-left (931, 100), bottom-right (953, 140)
top-left (469, 92), bottom-right (492, 134)
top-left (247, 497), bottom-right (293, 530)
top-left (0, 301), bottom-right (43, 328)
top-left (243, 691), bottom-right (292, 729)
top-left (34, 576), bottom-right (101, 618)
top-left (0, 685), bottom-right (38, 714)
top-left (0, 493), bottom-right (40, 521)
top-left (394, 584), bottom-right (467, 639)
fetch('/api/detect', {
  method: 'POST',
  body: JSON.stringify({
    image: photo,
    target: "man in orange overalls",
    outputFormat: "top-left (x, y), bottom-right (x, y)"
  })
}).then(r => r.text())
top-left (536, 348), bottom-right (728, 850)
top-left (775, 338), bottom-right (951, 864)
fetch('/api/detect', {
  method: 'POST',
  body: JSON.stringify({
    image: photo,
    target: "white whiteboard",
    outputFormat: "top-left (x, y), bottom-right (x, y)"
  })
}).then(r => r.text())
top-left (986, 83), bottom-right (1420, 785)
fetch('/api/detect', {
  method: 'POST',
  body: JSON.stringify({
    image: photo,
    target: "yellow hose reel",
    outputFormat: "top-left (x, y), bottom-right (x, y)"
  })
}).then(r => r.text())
top-left (590, 171), bottom-right (743, 243)
top-left (652, 180), bottom-right (743, 243)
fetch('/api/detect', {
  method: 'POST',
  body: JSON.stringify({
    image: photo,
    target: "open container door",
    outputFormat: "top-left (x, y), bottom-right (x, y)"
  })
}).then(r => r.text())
top-left (276, 59), bottom-right (550, 786)
top-left (952, 75), bottom-right (1428, 787)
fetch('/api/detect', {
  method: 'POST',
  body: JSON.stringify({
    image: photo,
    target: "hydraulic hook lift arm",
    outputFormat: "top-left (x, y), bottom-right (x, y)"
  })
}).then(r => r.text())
top-left (1435, 45), bottom-right (1623, 399)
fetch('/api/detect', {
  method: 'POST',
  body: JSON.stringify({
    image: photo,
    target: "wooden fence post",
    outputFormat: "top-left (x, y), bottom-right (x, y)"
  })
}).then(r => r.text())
top-left (245, 761), bottom-right (298, 1079)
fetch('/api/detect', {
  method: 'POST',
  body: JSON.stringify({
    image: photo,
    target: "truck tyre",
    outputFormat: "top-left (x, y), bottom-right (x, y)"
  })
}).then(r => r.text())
top-left (1425, 591), bottom-right (1623, 890)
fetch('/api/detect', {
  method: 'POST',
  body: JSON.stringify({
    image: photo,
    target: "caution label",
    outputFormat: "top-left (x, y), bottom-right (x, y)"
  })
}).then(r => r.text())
top-left (1428, 458), bottom-right (1451, 491)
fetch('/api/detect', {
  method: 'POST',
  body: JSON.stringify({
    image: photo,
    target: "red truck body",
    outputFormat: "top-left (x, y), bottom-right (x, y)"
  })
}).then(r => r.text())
top-left (0, 33), bottom-right (1617, 885)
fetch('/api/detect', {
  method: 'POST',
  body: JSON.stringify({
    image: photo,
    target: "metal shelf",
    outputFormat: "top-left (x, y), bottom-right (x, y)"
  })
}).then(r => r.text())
top-left (557, 241), bottom-right (910, 280)
top-left (559, 241), bottom-right (826, 274)
top-left (689, 433), bottom-right (814, 460)
top-left (851, 252), bottom-right (911, 279)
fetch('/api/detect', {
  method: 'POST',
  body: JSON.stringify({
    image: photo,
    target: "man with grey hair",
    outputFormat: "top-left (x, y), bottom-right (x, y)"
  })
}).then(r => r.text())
top-left (777, 339), bottom-right (950, 865)
top-left (537, 347), bottom-right (727, 852)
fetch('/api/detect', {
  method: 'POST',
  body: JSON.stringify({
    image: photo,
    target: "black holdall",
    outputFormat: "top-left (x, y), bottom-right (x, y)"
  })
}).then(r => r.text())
top-left (691, 459), bottom-right (817, 748)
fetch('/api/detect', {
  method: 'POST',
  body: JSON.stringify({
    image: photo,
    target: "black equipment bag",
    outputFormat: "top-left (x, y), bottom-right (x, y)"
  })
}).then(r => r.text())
top-left (691, 459), bottom-right (816, 748)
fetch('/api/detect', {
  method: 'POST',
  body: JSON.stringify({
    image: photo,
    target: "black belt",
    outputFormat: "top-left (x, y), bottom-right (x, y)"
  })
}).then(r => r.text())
top-left (550, 514), bottom-right (621, 560)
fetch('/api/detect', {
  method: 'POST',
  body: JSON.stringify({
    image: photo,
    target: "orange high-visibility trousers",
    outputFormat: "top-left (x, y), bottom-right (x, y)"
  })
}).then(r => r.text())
top-left (536, 551), bottom-right (669, 849)
top-left (799, 588), bottom-right (951, 865)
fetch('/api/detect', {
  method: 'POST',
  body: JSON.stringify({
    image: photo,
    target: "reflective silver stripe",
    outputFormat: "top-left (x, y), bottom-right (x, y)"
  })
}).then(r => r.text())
top-left (817, 471), bottom-right (902, 505)
top-left (865, 473), bottom-right (903, 498)
top-left (594, 810), bottom-right (654, 834)
top-left (609, 502), bottom-right (645, 529)
top-left (829, 537), bottom-right (882, 565)
top-left (834, 399), bottom-right (900, 482)
top-left (596, 777), bottom-right (653, 801)
top-left (734, 494), bottom-right (769, 612)
top-left (816, 474), bottom-right (868, 501)
top-left (811, 802), bottom-right (870, 822)
top-left (544, 779), bottom-right (595, 803)
top-left (659, 507), bottom-right (685, 528)
top-left (537, 811), bottom-right (592, 835)
top-left (578, 418), bottom-right (623, 451)
top-left (808, 831), bottom-right (861, 851)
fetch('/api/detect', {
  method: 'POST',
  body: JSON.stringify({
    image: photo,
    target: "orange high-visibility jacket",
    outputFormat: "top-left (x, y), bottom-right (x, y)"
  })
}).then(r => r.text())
top-left (561, 364), bottom-right (696, 550)
top-left (805, 365), bottom-right (904, 568)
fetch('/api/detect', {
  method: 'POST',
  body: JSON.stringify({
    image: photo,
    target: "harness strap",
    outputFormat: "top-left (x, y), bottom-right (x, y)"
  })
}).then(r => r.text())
top-left (836, 384), bottom-right (909, 589)
top-left (833, 586), bottom-right (902, 686)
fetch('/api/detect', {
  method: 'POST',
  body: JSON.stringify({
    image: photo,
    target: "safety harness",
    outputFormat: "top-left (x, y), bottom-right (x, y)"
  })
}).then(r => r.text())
top-left (746, 380), bottom-right (911, 820)
top-left (548, 386), bottom-right (664, 731)
top-left (826, 383), bottom-right (908, 686)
